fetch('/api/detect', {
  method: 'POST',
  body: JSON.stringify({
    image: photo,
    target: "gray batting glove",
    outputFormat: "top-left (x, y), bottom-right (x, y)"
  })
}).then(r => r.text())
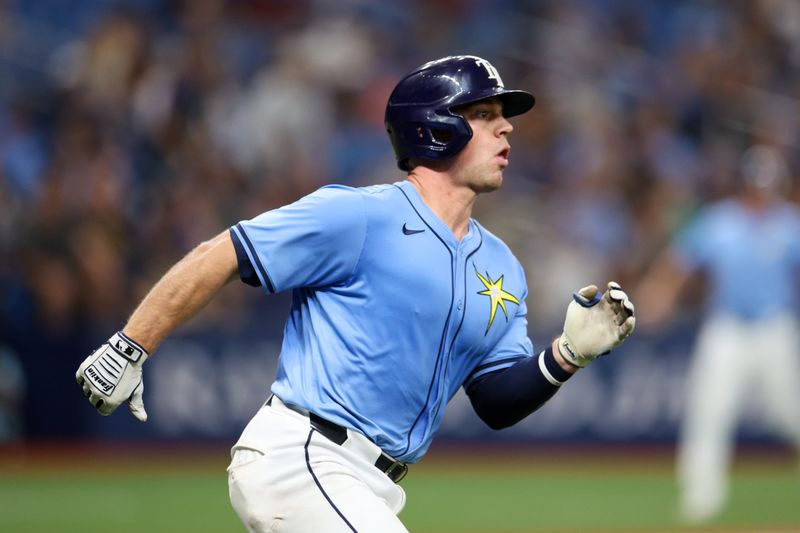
top-left (76, 331), bottom-right (149, 421)
top-left (557, 281), bottom-right (636, 367)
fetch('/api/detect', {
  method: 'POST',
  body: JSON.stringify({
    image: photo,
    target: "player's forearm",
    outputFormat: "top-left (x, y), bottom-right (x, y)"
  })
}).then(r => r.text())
top-left (123, 231), bottom-right (238, 353)
top-left (466, 347), bottom-right (575, 429)
top-left (635, 254), bottom-right (690, 327)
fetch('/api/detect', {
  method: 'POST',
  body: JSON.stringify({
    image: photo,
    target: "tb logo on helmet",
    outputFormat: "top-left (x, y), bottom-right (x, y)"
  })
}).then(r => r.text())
top-left (474, 58), bottom-right (504, 87)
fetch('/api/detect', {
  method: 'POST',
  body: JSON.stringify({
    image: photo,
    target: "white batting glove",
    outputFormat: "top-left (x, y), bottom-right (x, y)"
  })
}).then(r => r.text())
top-left (557, 281), bottom-right (635, 367)
top-left (76, 331), bottom-right (149, 421)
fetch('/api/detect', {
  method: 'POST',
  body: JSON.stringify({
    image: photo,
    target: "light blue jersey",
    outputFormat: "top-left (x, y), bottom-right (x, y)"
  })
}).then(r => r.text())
top-left (230, 181), bottom-right (533, 462)
top-left (674, 199), bottom-right (800, 320)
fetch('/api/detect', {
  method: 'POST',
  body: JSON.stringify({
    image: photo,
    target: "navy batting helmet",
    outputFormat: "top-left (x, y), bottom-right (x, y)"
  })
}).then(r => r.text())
top-left (385, 55), bottom-right (535, 171)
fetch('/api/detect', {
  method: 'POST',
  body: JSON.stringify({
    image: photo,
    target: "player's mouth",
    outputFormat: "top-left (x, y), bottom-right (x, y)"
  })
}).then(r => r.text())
top-left (496, 147), bottom-right (510, 167)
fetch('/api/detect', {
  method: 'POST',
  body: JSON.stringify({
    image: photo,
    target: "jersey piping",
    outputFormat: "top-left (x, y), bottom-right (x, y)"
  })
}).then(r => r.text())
top-left (395, 184), bottom-right (456, 456)
top-left (233, 222), bottom-right (276, 293)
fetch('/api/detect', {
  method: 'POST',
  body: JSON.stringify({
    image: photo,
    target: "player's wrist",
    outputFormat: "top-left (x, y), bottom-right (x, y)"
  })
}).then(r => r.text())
top-left (535, 345), bottom-right (575, 388)
top-left (120, 328), bottom-right (154, 358)
top-left (111, 331), bottom-right (149, 365)
top-left (551, 338), bottom-right (580, 372)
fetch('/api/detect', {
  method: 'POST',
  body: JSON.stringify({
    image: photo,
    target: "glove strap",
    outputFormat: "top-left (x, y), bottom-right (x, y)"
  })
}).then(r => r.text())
top-left (558, 335), bottom-right (586, 368)
top-left (108, 332), bottom-right (148, 364)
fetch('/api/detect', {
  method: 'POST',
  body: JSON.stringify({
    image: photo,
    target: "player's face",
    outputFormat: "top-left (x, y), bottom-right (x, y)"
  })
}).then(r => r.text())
top-left (450, 98), bottom-right (513, 193)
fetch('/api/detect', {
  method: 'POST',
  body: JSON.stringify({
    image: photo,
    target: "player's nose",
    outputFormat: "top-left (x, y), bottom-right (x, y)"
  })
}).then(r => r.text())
top-left (497, 116), bottom-right (513, 136)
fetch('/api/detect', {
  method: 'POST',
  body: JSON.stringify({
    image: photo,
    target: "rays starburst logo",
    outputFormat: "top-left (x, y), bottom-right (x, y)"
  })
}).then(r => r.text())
top-left (475, 269), bottom-right (520, 334)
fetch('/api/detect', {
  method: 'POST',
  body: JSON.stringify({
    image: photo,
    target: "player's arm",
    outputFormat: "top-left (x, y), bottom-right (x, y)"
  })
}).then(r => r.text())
top-left (124, 230), bottom-right (239, 352)
top-left (634, 250), bottom-right (691, 329)
top-left (467, 282), bottom-right (635, 429)
top-left (466, 342), bottom-right (572, 429)
top-left (76, 230), bottom-right (239, 421)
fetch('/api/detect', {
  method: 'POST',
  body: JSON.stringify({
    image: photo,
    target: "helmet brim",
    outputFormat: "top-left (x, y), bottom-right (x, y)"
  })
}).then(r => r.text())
top-left (498, 90), bottom-right (535, 118)
top-left (450, 89), bottom-right (535, 118)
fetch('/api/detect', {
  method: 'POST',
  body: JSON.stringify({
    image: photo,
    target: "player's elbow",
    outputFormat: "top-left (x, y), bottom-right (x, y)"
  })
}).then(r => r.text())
top-left (466, 368), bottom-right (550, 430)
top-left (468, 386), bottom-right (537, 430)
top-left (481, 414), bottom-right (515, 431)
top-left (474, 408), bottom-right (530, 430)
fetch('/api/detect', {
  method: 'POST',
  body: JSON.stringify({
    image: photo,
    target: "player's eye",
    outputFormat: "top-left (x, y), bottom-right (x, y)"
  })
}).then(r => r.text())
top-left (474, 106), bottom-right (502, 121)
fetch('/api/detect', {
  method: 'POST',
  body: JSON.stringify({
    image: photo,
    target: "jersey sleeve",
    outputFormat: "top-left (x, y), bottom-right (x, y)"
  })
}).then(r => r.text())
top-left (229, 185), bottom-right (367, 293)
top-left (463, 290), bottom-right (534, 389)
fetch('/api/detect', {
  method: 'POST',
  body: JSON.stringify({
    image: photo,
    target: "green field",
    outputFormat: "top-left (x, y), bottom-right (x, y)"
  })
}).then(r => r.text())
top-left (1, 444), bottom-right (798, 532)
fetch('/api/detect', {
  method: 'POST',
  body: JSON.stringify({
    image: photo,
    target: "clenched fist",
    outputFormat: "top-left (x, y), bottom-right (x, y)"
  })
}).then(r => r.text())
top-left (76, 331), bottom-right (149, 421)
top-left (557, 281), bottom-right (635, 367)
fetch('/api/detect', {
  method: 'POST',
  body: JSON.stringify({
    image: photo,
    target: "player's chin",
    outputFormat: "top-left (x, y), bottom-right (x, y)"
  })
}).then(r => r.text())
top-left (465, 164), bottom-right (504, 193)
top-left (477, 171), bottom-right (504, 193)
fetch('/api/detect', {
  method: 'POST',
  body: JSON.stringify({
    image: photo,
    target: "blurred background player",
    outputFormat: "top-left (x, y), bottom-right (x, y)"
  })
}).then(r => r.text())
top-left (75, 55), bottom-right (635, 533)
top-left (636, 144), bottom-right (800, 523)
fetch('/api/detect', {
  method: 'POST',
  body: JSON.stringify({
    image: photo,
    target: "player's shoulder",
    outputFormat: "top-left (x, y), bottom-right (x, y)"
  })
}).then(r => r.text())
top-left (352, 181), bottom-right (411, 209)
top-left (472, 219), bottom-right (523, 266)
top-left (357, 182), bottom-right (400, 196)
top-left (336, 181), bottom-right (417, 213)
top-left (704, 198), bottom-right (800, 221)
top-left (305, 182), bottom-right (407, 222)
top-left (701, 198), bottom-right (737, 216)
top-left (313, 183), bottom-right (363, 199)
top-left (772, 199), bottom-right (800, 216)
top-left (772, 201), bottom-right (800, 229)
top-left (687, 199), bottom-right (738, 227)
top-left (307, 182), bottom-right (405, 208)
top-left (271, 184), bottom-right (368, 231)
top-left (314, 182), bottom-right (399, 201)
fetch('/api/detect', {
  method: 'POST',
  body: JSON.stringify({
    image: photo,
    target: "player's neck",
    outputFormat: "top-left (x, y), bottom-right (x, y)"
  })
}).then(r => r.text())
top-left (406, 172), bottom-right (475, 241)
top-left (740, 188), bottom-right (779, 213)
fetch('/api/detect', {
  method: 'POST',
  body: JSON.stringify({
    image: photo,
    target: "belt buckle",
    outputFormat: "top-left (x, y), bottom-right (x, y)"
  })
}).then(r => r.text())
top-left (384, 460), bottom-right (408, 483)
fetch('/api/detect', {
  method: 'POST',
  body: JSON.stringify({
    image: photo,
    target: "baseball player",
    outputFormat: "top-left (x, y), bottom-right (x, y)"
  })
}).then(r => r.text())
top-left (76, 55), bottom-right (636, 532)
top-left (637, 144), bottom-right (800, 523)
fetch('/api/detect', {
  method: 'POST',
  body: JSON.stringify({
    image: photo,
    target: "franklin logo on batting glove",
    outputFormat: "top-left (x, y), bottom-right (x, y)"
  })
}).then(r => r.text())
top-left (76, 331), bottom-right (149, 421)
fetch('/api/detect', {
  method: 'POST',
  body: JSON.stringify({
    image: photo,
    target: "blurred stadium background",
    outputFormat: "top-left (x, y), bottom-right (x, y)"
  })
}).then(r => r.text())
top-left (1, 0), bottom-right (799, 531)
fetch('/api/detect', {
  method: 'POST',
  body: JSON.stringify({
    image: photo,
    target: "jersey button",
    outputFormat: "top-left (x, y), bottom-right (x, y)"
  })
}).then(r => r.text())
top-left (457, 299), bottom-right (463, 310)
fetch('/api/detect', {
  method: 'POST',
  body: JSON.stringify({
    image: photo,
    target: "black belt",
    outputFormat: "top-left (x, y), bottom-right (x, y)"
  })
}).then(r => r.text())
top-left (267, 396), bottom-right (408, 483)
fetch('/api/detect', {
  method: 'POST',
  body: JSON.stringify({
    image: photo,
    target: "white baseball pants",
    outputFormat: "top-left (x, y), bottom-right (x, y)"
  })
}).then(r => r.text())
top-left (228, 396), bottom-right (408, 532)
top-left (677, 312), bottom-right (800, 522)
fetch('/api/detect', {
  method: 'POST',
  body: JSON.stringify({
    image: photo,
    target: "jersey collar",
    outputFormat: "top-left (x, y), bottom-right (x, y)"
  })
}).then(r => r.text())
top-left (395, 180), bottom-right (480, 251)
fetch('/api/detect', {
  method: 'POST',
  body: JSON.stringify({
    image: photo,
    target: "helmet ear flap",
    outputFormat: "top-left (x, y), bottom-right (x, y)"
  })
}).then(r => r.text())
top-left (415, 123), bottom-right (453, 145)
top-left (389, 112), bottom-right (472, 171)
top-left (429, 127), bottom-right (454, 144)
